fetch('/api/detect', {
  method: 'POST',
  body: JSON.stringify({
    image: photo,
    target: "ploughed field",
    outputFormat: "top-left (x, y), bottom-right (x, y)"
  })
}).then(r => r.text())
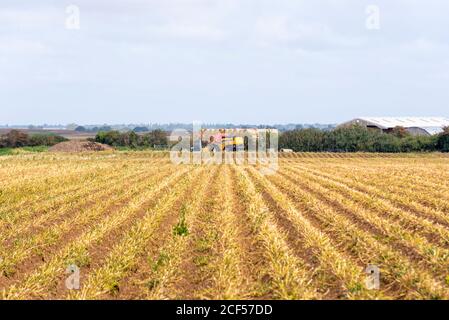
top-left (1, 152), bottom-right (449, 300)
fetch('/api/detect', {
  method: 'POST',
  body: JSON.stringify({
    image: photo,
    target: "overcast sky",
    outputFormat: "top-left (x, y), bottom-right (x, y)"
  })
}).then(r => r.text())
top-left (1, 0), bottom-right (449, 125)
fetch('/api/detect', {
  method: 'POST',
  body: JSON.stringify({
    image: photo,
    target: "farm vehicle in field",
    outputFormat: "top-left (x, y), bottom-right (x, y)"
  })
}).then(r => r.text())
top-left (201, 129), bottom-right (245, 152)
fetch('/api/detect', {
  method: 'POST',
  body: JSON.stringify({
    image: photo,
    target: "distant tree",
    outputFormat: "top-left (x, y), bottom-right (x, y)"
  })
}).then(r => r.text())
top-left (390, 126), bottom-right (409, 138)
top-left (97, 126), bottom-right (112, 132)
top-left (128, 131), bottom-right (139, 148)
top-left (3, 130), bottom-right (29, 147)
top-left (279, 125), bottom-right (437, 153)
top-left (75, 126), bottom-right (87, 132)
top-left (146, 129), bottom-right (168, 147)
top-left (0, 130), bottom-right (67, 148)
top-left (437, 127), bottom-right (449, 152)
top-left (133, 126), bottom-right (149, 133)
top-left (29, 134), bottom-right (68, 146)
top-left (95, 131), bottom-right (121, 146)
top-left (95, 129), bottom-right (167, 149)
top-left (279, 128), bottom-right (326, 152)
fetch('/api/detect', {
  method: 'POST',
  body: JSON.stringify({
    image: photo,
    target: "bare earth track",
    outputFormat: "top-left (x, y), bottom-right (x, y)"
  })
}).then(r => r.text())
top-left (1, 151), bottom-right (449, 300)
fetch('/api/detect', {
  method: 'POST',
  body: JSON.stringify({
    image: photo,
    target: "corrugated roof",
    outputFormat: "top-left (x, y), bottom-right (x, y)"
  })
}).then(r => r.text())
top-left (357, 117), bottom-right (449, 129)
top-left (342, 117), bottom-right (449, 135)
top-left (421, 126), bottom-right (446, 135)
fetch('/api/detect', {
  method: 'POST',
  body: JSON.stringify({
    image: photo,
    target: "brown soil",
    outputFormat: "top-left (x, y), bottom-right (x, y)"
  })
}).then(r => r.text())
top-left (270, 170), bottom-right (436, 296)
top-left (0, 171), bottom-right (164, 291)
top-left (53, 169), bottom-right (191, 299)
top-left (282, 168), bottom-right (449, 248)
top-left (228, 167), bottom-right (275, 299)
top-left (111, 169), bottom-right (207, 300)
top-left (170, 170), bottom-right (220, 299)
top-left (245, 170), bottom-right (345, 299)
top-left (49, 141), bottom-right (114, 152)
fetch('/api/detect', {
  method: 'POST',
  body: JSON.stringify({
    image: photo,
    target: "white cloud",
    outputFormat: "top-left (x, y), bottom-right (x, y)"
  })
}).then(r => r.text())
top-left (146, 23), bottom-right (225, 41)
top-left (253, 16), bottom-right (363, 50)
top-left (0, 38), bottom-right (50, 55)
top-left (1, 0), bottom-right (449, 124)
top-left (0, 8), bottom-right (61, 29)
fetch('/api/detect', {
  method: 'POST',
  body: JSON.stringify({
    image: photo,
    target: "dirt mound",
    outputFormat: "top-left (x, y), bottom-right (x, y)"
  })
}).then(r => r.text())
top-left (49, 140), bottom-right (114, 152)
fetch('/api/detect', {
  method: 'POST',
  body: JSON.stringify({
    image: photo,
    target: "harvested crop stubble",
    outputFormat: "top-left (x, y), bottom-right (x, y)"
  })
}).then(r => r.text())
top-left (1, 152), bottom-right (449, 300)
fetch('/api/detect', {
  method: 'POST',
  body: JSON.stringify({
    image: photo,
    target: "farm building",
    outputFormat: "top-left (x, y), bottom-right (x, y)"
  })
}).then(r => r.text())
top-left (339, 117), bottom-right (449, 136)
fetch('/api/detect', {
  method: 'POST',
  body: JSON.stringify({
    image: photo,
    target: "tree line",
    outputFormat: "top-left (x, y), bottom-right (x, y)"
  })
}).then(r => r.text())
top-left (279, 125), bottom-right (449, 152)
top-left (0, 130), bottom-right (68, 148)
top-left (96, 126), bottom-right (449, 152)
top-left (3, 126), bottom-right (449, 153)
top-left (94, 130), bottom-right (168, 148)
